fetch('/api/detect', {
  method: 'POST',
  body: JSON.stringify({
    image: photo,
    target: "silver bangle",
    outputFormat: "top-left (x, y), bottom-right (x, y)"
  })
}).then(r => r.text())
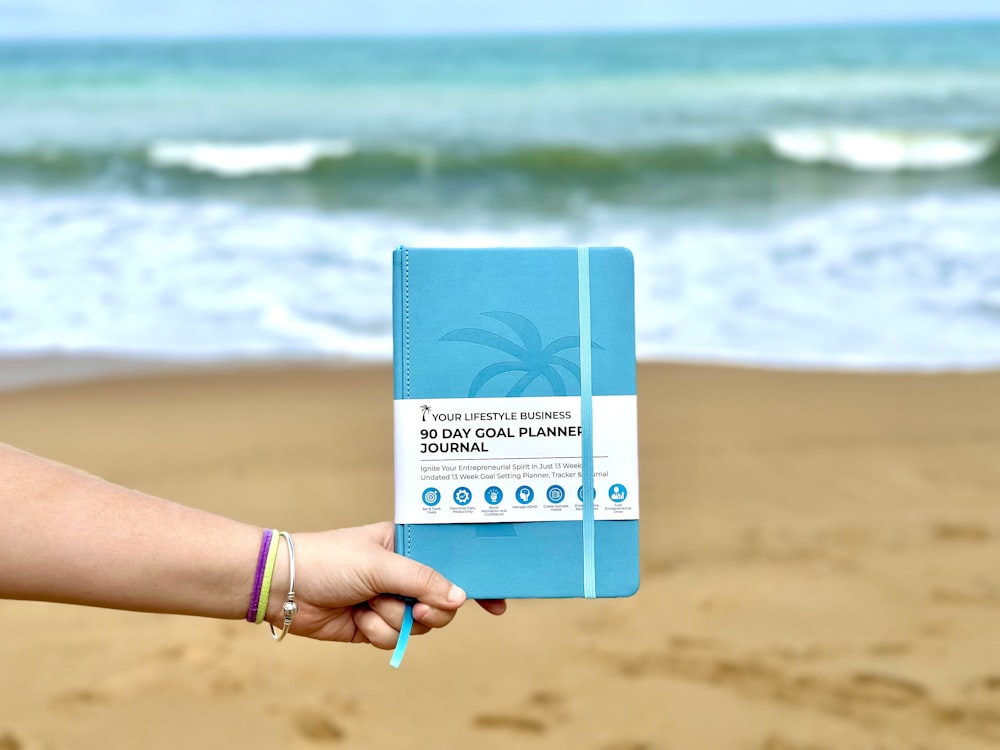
top-left (269, 531), bottom-right (297, 641)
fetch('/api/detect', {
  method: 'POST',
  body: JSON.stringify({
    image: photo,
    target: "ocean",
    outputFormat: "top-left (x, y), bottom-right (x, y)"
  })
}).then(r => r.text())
top-left (2, 22), bottom-right (1000, 369)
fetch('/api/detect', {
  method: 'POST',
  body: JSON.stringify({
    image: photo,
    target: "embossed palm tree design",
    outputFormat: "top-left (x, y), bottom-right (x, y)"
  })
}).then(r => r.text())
top-left (441, 311), bottom-right (602, 397)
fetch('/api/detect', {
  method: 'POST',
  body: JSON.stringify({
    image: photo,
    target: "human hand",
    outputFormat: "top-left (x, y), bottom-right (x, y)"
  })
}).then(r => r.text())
top-left (265, 522), bottom-right (506, 648)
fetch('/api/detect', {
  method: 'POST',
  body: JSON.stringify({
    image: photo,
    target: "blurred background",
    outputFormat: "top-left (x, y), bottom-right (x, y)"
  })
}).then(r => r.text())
top-left (2, 1), bottom-right (999, 371)
top-left (3, 4), bottom-right (1000, 750)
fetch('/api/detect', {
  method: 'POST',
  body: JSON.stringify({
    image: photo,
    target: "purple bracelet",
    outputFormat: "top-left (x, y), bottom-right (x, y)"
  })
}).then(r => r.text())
top-left (246, 528), bottom-right (273, 623)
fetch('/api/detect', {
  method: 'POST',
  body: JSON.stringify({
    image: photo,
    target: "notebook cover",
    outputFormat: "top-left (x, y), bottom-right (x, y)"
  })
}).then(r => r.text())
top-left (393, 246), bottom-right (639, 599)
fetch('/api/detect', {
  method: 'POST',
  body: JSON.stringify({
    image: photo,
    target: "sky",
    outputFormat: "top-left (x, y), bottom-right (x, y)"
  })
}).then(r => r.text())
top-left (1, 0), bottom-right (999, 38)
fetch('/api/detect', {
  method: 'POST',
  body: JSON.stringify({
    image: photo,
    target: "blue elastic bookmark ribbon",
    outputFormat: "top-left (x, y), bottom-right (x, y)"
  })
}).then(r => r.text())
top-left (578, 245), bottom-right (596, 599)
top-left (389, 599), bottom-right (415, 669)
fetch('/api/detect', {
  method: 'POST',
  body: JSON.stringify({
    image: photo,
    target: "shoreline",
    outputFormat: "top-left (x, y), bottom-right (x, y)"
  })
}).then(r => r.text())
top-left (3, 353), bottom-right (1000, 394)
top-left (0, 353), bottom-right (378, 392)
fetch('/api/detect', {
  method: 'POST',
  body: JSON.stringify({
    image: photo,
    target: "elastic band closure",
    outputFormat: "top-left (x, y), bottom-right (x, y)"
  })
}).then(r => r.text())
top-left (578, 245), bottom-right (596, 599)
top-left (389, 599), bottom-right (415, 669)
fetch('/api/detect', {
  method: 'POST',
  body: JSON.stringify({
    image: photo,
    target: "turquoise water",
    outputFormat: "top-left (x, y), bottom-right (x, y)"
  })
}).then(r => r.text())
top-left (2, 23), bottom-right (1000, 367)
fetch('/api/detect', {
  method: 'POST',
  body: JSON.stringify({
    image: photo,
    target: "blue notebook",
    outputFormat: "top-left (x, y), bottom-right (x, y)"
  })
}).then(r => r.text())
top-left (393, 246), bottom-right (639, 600)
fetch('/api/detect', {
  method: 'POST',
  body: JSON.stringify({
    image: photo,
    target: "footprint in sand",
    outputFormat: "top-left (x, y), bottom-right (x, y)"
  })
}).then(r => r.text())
top-left (292, 710), bottom-right (345, 743)
top-left (964, 674), bottom-right (1000, 695)
top-left (527, 690), bottom-right (564, 708)
top-left (640, 556), bottom-right (676, 576)
top-left (0, 732), bottom-right (43, 750)
top-left (932, 521), bottom-right (991, 542)
top-left (472, 687), bottom-right (570, 733)
top-left (472, 714), bottom-right (547, 734)
top-left (760, 735), bottom-right (831, 750)
top-left (49, 688), bottom-right (111, 711)
top-left (848, 671), bottom-right (928, 706)
top-left (866, 641), bottom-right (913, 656)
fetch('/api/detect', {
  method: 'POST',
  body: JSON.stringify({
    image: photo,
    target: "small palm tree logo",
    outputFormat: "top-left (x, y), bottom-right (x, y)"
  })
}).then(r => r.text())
top-left (421, 405), bottom-right (431, 422)
top-left (441, 311), bottom-right (602, 397)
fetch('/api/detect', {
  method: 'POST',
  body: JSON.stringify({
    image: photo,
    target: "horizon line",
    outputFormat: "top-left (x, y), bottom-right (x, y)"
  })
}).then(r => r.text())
top-left (1, 15), bottom-right (998, 43)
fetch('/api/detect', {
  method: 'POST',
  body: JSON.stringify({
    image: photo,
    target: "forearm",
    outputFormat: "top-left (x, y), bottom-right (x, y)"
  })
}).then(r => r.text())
top-left (0, 443), bottom-right (263, 619)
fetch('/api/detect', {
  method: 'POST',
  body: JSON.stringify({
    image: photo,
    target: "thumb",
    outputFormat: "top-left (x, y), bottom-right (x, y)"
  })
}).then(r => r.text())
top-left (368, 549), bottom-right (467, 609)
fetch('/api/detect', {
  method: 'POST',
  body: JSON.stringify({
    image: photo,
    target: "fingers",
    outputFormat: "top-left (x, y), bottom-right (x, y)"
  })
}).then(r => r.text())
top-left (353, 607), bottom-right (409, 650)
top-left (369, 595), bottom-right (456, 630)
top-left (352, 596), bottom-right (503, 650)
top-left (411, 600), bottom-right (459, 628)
top-left (353, 599), bottom-right (432, 650)
top-left (476, 598), bottom-right (507, 616)
top-left (367, 549), bottom-right (467, 610)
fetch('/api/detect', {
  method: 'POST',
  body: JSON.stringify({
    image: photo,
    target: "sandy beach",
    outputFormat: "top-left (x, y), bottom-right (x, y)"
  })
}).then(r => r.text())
top-left (0, 361), bottom-right (998, 749)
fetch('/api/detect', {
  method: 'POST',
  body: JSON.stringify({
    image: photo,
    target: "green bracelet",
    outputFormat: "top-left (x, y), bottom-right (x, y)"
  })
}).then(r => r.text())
top-left (255, 528), bottom-right (281, 625)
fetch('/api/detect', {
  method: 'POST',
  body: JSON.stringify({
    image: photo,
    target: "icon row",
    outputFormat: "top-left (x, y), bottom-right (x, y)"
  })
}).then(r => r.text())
top-left (421, 484), bottom-right (628, 507)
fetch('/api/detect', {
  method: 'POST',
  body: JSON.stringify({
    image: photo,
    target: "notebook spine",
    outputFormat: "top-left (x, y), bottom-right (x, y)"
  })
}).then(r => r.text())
top-left (392, 246), bottom-right (409, 557)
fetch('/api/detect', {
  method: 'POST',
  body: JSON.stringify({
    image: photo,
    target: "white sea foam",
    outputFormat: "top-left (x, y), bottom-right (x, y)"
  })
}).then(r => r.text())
top-left (766, 128), bottom-right (996, 172)
top-left (148, 139), bottom-right (356, 177)
top-left (2, 192), bottom-right (1000, 370)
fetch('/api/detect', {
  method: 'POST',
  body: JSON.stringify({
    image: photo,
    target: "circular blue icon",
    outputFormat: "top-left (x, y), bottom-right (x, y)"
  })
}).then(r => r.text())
top-left (515, 485), bottom-right (534, 504)
top-left (577, 485), bottom-right (597, 501)
top-left (608, 484), bottom-right (628, 502)
top-left (422, 487), bottom-right (441, 506)
top-left (546, 485), bottom-right (565, 504)
top-left (484, 486), bottom-right (503, 505)
top-left (453, 486), bottom-right (472, 506)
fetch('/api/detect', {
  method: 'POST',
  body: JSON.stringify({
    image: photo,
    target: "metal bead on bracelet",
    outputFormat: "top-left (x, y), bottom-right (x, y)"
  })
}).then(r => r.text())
top-left (270, 531), bottom-right (297, 641)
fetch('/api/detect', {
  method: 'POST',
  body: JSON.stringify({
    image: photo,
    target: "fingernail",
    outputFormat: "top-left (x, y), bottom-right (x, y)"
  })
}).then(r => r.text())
top-left (447, 585), bottom-right (466, 604)
top-left (413, 603), bottom-right (431, 621)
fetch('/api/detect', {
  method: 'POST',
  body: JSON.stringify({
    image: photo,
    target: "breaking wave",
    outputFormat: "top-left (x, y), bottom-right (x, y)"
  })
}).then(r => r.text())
top-left (148, 139), bottom-right (357, 176)
top-left (1, 131), bottom-right (997, 209)
top-left (766, 128), bottom-right (997, 172)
